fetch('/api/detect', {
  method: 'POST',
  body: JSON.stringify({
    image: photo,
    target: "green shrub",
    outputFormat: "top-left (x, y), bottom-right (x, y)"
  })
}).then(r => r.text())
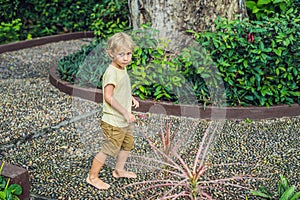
top-left (75, 40), bottom-right (110, 88)
top-left (58, 26), bottom-right (224, 106)
top-left (189, 8), bottom-right (300, 106)
top-left (0, 0), bottom-right (130, 44)
top-left (90, 0), bottom-right (130, 38)
top-left (0, 0), bottom-right (99, 42)
top-left (58, 10), bottom-right (300, 107)
top-left (58, 39), bottom-right (102, 86)
top-left (246, 0), bottom-right (293, 20)
top-left (57, 6), bottom-right (299, 107)
top-left (58, 27), bottom-right (189, 102)
top-left (17, 0), bottom-right (97, 39)
top-left (173, 43), bottom-right (225, 106)
top-left (0, 19), bottom-right (22, 44)
top-left (126, 26), bottom-right (224, 105)
top-left (129, 46), bottom-right (183, 102)
top-left (293, 0), bottom-right (300, 7)
top-left (0, 0), bottom-right (19, 23)
top-left (128, 27), bottom-right (186, 102)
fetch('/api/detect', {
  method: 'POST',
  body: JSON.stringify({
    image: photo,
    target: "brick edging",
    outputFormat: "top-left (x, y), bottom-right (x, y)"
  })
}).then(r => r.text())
top-left (49, 66), bottom-right (300, 120)
top-left (0, 31), bottom-right (94, 53)
top-left (0, 161), bottom-right (30, 200)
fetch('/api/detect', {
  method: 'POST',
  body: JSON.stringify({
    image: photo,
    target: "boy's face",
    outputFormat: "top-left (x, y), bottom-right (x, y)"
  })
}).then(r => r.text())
top-left (111, 48), bottom-right (133, 70)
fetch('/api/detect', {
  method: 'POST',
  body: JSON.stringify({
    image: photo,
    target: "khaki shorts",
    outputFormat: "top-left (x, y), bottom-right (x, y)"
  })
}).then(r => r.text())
top-left (100, 121), bottom-right (134, 157)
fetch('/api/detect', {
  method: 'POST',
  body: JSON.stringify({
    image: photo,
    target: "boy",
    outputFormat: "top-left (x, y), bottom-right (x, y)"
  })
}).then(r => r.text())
top-left (86, 32), bottom-right (139, 190)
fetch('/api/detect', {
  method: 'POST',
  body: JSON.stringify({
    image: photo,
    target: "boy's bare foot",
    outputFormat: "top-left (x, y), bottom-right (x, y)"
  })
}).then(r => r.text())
top-left (113, 170), bottom-right (137, 178)
top-left (86, 175), bottom-right (110, 190)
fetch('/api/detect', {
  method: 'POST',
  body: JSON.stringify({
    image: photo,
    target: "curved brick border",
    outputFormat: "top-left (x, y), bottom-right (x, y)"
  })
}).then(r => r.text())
top-left (49, 66), bottom-right (300, 120)
top-left (1, 32), bottom-right (299, 119)
top-left (0, 31), bottom-right (94, 53)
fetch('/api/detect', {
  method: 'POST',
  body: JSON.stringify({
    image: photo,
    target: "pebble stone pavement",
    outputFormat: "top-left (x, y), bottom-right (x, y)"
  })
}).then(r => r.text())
top-left (0, 38), bottom-right (299, 200)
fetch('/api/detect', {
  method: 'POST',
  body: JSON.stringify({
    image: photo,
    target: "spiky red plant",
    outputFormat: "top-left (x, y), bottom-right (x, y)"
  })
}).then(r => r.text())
top-left (126, 120), bottom-right (253, 199)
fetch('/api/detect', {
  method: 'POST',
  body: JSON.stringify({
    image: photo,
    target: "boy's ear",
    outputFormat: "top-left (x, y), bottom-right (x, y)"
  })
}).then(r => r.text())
top-left (107, 50), bottom-right (114, 59)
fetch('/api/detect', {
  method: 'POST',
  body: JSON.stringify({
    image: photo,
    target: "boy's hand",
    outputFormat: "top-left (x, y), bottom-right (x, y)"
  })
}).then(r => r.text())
top-left (125, 112), bottom-right (136, 123)
top-left (132, 97), bottom-right (139, 109)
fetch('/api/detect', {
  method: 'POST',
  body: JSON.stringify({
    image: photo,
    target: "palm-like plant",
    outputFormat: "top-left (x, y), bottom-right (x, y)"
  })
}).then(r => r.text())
top-left (126, 120), bottom-right (252, 199)
top-left (251, 174), bottom-right (300, 200)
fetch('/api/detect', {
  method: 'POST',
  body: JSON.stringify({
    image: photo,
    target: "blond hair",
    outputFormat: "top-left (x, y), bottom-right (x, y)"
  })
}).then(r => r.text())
top-left (107, 32), bottom-right (135, 56)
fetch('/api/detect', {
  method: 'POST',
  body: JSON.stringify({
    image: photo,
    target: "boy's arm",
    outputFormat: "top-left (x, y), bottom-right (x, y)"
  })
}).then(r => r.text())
top-left (132, 96), bottom-right (139, 109)
top-left (104, 84), bottom-right (136, 123)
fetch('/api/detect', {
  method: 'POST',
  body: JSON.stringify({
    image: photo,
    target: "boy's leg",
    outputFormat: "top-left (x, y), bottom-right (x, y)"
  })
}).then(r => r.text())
top-left (113, 150), bottom-right (137, 178)
top-left (87, 151), bottom-right (110, 189)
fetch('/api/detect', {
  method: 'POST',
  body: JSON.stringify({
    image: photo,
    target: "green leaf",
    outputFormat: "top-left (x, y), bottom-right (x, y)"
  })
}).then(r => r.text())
top-left (283, 39), bottom-right (290, 46)
top-left (244, 95), bottom-right (254, 101)
top-left (290, 192), bottom-right (300, 200)
top-left (201, 73), bottom-right (211, 79)
top-left (155, 85), bottom-right (162, 92)
top-left (138, 93), bottom-right (145, 100)
top-left (250, 190), bottom-right (272, 199)
top-left (164, 93), bottom-right (172, 99)
top-left (139, 85), bottom-right (145, 93)
top-left (156, 93), bottom-right (164, 99)
top-left (278, 175), bottom-right (289, 192)
top-left (258, 186), bottom-right (273, 197)
top-left (253, 7), bottom-right (260, 14)
top-left (273, 0), bottom-right (285, 3)
top-left (246, 1), bottom-right (257, 9)
top-left (157, 49), bottom-right (164, 55)
top-left (257, 0), bottom-right (272, 6)
top-left (0, 176), bottom-right (6, 189)
top-left (276, 68), bottom-right (280, 76)
top-left (5, 189), bottom-right (12, 200)
top-left (0, 191), bottom-right (6, 199)
top-left (8, 184), bottom-right (22, 195)
top-left (279, 186), bottom-right (295, 200)
top-left (259, 41), bottom-right (265, 49)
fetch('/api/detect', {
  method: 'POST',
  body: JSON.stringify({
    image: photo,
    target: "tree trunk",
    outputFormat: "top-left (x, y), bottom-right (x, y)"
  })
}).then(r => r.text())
top-left (129, 0), bottom-right (248, 50)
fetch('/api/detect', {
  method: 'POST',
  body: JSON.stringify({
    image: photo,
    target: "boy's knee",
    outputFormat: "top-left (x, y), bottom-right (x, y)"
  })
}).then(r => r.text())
top-left (101, 143), bottom-right (121, 157)
top-left (122, 137), bottom-right (134, 151)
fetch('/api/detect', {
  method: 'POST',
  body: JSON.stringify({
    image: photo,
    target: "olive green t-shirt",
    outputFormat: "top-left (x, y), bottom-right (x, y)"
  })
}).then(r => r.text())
top-left (101, 65), bottom-right (132, 127)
